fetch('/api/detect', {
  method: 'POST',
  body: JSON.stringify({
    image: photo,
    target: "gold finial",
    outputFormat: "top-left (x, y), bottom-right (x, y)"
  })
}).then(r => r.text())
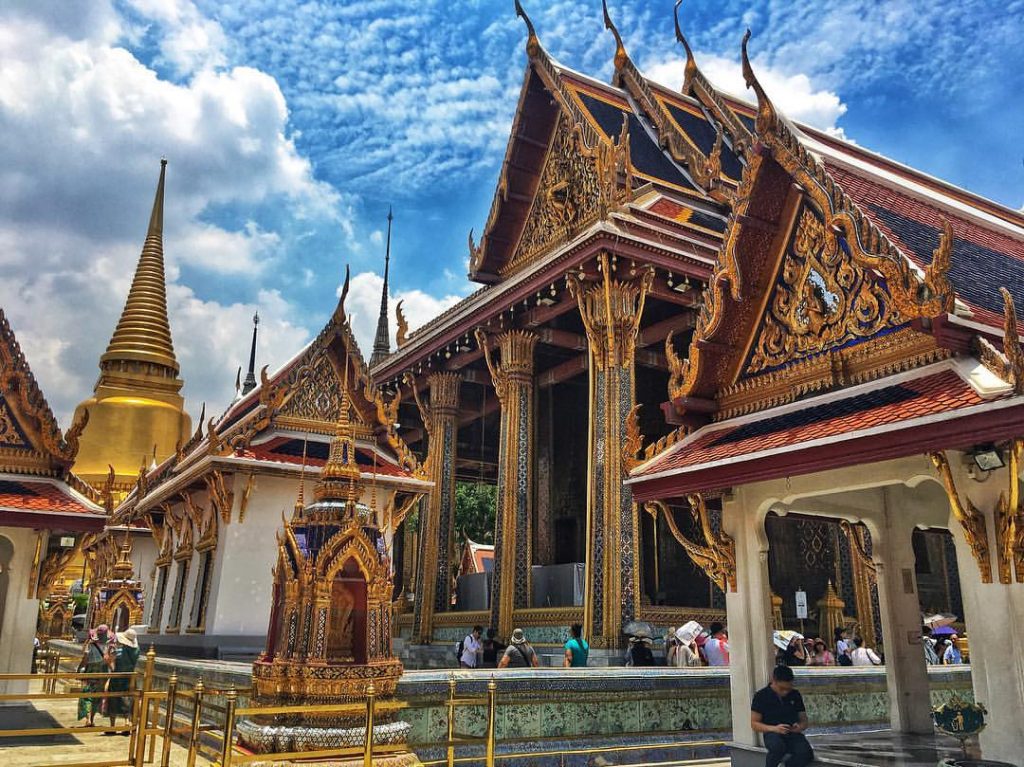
top-left (673, 0), bottom-right (698, 92)
top-left (100, 158), bottom-right (179, 374)
top-left (741, 29), bottom-right (778, 135)
top-left (314, 336), bottom-right (361, 504)
top-left (293, 437), bottom-right (307, 520)
top-left (602, 0), bottom-right (628, 73)
top-left (514, 0), bottom-right (540, 58)
top-left (334, 264), bottom-right (351, 323)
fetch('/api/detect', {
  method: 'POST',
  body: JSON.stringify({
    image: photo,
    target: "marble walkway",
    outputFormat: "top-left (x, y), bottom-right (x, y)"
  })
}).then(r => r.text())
top-left (0, 680), bottom-right (212, 767)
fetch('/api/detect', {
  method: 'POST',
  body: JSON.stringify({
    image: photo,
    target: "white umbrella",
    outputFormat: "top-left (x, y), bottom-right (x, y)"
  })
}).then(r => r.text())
top-left (923, 613), bottom-right (957, 629)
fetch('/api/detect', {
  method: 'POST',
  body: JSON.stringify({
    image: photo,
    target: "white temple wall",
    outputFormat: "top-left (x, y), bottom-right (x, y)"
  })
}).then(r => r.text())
top-left (0, 527), bottom-right (42, 697)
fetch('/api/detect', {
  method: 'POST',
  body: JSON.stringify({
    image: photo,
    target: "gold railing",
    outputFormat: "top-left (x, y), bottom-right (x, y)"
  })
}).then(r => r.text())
top-left (5, 651), bottom-right (725, 767)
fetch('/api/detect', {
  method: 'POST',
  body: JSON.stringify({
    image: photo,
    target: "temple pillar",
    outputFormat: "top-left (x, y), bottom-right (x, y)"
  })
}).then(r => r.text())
top-left (723, 488), bottom-right (775, 750)
top-left (534, 386), bottom-right (553, 566)
top-left (934, 456), bottom-right (1024, 762)
top-left (478, 330), bottom-right (537, 638)
top-left (872, 487), bottom-right (932, 734)
top-left (569, 258), bottom-right (652, 648)
top-left (412, 372), bottom-right (461, 644)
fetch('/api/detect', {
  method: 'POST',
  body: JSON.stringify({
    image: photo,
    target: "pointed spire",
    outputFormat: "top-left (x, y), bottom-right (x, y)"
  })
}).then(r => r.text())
top-left (370, 207), bottom-right (393, 367)
top-left (100, 158), bottom-right (179, 375)
top-left (602, 0), bottom-right (628, 74)
top-left (313, 351), bottom-right (361, 505)
top-left (242, 312), bottom-right (259, 394)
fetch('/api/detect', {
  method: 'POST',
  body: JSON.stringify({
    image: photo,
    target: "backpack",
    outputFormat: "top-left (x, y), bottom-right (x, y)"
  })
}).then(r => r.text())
top-left (454, 638), bottom-right (464, 660)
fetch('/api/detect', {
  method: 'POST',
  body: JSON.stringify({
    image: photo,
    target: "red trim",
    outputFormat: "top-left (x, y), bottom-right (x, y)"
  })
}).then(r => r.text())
top-left (630, 402), bottom-right (1024, 501)
top-left (0, 509), bottom-right (106, 531)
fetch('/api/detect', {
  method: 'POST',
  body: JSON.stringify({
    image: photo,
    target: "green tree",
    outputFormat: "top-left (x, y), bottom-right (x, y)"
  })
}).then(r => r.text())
top-left (454, 482), bottom-right (497, 544)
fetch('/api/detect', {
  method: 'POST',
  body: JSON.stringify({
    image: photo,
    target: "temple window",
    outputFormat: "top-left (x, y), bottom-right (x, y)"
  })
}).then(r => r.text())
top-left (148, 564), bottom-right (169, 632)
top-left (166, 559), bottom-right (190, 632)
top-left (187, 550), bottom-right (214, 632)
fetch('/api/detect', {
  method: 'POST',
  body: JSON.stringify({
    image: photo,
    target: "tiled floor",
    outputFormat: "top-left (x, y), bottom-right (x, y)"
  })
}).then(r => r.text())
top-left (810, 730), bottom-right (977, 767)
top-left (0, 680), bottom-right (211, 766)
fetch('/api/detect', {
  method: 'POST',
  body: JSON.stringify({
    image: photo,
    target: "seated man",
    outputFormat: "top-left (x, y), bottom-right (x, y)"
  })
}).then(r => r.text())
top-left (751, 665), bottom-right (813, 767)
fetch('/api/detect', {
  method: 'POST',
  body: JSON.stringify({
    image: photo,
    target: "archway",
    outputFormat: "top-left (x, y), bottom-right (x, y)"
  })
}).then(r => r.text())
top-left (326, 559), bottom-right (367, 665)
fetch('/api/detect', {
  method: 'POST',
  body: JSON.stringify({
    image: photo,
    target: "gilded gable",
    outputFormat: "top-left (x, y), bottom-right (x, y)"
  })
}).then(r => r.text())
top-left (278, 352), bottom-right (342, 427)
top-left (744, 204), bottom-right (903, 377)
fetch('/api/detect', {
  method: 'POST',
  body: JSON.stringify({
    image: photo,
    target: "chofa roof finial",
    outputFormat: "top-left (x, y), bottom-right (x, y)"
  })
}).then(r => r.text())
top-left (514, 0), bottom-right (540, 58)
top-left (741, 29), bottom-right (778, 135)
top-left (673, 0), bottom-right (698, 93)
top-left (602, 0), bottom-right (628, 73)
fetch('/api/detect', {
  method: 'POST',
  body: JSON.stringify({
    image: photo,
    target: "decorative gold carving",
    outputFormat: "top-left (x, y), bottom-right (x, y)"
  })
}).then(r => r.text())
top-left (277, 352), bottom-right (342, 426)
top-left (371, 383), bottom-right (422, 476)
top-left (205, 470), bottom-right (235, 526)
top-left (924, 220), bottom-right (955, 311)
top-left (637, 605), bottom-right (727, 627)
top-left (747, 205), bottom-right (899, 375)
top-left (427, 371), bottom-right (461, 414)
top-left (238, 473), bottom-right (256, 523)
top-left (978, 288), bottom-right (1024, 392)
top-left (622, 404), bottom-right (643, 475)
top-left (395, 299), bottom-right (409, 349)
top-left (181, 492), bottom-right (217, 552)
top-left (568, 255), bottom-right (654, 370)
top-left (994, 438), bottom-right (1024, 584)
top-left (930, 451), bottom-right (992, 583)
top-left (467, 229), bottom-right (483, 276)
top-left (170, 506), bottom-right (194, 560)
top-left (36, 533), bottom-right (93, 601)
top-left (505, 113), bottom-right (631, 277)
top-left (839, 520), bottom-right (876, 575)
top-left (646, 496), bottom-right (736, 592)
top-left (476, 329), bottom-right (537, 404)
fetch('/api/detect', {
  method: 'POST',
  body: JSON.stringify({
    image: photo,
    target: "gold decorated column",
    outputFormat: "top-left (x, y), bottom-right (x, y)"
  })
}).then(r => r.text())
top-left (568, 254), bottom-right (653, 648)
top-left (477, 329), bottom-right (537, 639)
top-left (412, 372), bottom-right (461, 644)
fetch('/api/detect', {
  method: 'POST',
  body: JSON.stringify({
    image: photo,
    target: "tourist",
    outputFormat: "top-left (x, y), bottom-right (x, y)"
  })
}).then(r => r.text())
top-left (704, 622), bottom-right (730, 666)
top-left (626, 634), bottom-right (656, 667)
top-left (942, 634), bottom-right (963, 665)
top-left (922, 627), bottom-right (940, 665)
top-left (834, 628), bottom-right (852, 666)
top-left (849, 636), bottom-right (882, 666)
top-left (564, 623), bottom-right (589, 667)
top-left (783, 635), bottom-right (807, 667)
top-left (460, 625), bottom-right (483, 669)
top-left (751, 665), bottom-right (814, 767)
top-left (810, 638), bottom-right (834, 666)
top-left (665, 626), bottom-right (679, 666)
top-left (499, 628), bottom-right (540, 668)
top-left (77, 625), bottom-right (110, 726)
top-left (104, 628), bottom-right (140, 736)
top-left (481, 628), bottom-right (504, 669)
top-left (673, 621), bottom-right (703, 667)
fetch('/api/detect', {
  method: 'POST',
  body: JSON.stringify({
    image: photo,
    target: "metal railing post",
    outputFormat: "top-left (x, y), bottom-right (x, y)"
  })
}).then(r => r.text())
top-left (486, 676), bottom-right (497, 767)
top-left (363, 683), bottom-right (376, 767)
top-left (186, 678), bottom-right (204, 767)
top-left (160, 673), bottom-right (177, 767)
top-left (446, 673), bottom-right (456, 767)
top-left (142, 646), bottom-right (156, 761)
top-left (221, 686), bottom-right (238, 767)
top-left (134, 694), bottom-right (150, 767)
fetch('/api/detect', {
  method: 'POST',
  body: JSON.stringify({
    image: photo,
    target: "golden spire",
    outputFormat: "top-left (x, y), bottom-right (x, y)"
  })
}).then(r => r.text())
top-left (100, 158), bottom-right (179, 375)
top-left (313, 354), bottom-right (361, 504)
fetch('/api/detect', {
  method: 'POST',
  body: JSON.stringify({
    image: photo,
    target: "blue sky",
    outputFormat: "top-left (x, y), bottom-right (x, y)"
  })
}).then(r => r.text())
top-left (1, 0), bottom-right (1022, 426)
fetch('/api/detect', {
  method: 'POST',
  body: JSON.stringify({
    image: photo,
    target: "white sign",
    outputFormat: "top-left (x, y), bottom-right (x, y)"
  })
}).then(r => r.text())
top-left (59, 536), bottom-right (75, 548)
top-left (795, 590), bottom-right (808, 620)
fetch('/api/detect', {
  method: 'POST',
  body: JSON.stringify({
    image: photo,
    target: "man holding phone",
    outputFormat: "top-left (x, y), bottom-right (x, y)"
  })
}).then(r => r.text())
top-left (750, 665), bottom-right (813, 767)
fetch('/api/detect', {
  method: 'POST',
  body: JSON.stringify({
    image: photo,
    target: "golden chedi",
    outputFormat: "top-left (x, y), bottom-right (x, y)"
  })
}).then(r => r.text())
top-left (73, 159), bottom-right (191, 497)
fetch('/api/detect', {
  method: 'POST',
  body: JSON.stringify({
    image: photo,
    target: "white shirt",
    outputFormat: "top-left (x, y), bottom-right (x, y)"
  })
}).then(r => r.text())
top-left (850, 646), bottom-right (881, 666)
top-left (460, 633), bottom-right (482, 667)
top-left (704, 636), bottom-right (729, 666)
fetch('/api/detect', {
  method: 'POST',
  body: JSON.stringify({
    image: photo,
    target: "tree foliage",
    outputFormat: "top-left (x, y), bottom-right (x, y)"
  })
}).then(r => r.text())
top-left (455, 482), bottom-right (497, 545)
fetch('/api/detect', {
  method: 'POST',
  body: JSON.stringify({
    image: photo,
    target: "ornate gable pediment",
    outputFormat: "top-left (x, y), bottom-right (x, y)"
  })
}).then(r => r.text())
top-left (743, 203), bottom-right (902, 377)
top-left (503, 112), bottom-right (631, 277)
top-left (277, 351), bottom-right (342, 430)
top-left (0, 309), bottom-right (86, 475)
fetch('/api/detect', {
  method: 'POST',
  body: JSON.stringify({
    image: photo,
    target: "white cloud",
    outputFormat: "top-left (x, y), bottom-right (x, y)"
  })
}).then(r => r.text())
top-left (0, 1), bottom-right (346, 426)
top-left (341, 271), bottom-right (465, 359)
top-left (645, 54), bottom-right (847, 135)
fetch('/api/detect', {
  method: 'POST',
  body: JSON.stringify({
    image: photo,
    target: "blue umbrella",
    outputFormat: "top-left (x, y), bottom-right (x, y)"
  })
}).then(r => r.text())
top-left (931, 625), bottom-right (957, 636)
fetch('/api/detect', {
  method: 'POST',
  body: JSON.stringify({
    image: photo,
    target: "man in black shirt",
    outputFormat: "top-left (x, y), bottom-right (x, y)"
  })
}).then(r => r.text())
top-left (750, 665), bottom-right (813, 767)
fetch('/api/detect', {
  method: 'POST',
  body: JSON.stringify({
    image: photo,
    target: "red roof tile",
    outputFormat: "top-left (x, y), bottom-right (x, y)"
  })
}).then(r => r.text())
top-left (633, 369), bottom-right (988, 478)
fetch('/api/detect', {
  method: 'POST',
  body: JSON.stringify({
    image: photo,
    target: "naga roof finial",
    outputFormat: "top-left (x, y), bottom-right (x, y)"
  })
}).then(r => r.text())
top-left (673, 0), bottom-right (698, 93)
top-left (602, 0), bottom-right (628, 74)
top-left (335, 263), bottom-right (351, 323)
top-left (741, 29), bottom-right (778, 135)
top-left (514, 0), bottom-right (540, 58)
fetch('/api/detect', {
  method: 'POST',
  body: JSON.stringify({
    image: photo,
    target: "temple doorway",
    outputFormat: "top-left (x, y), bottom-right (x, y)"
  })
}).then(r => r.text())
top-left (327, 560), bottom-right (367, 664)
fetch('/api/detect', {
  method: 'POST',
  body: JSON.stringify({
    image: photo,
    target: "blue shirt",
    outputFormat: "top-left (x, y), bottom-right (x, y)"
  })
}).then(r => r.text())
top-left (564, 637), bottom-right (589, 667)
top-left (943, 644), bottom-right (962, 664)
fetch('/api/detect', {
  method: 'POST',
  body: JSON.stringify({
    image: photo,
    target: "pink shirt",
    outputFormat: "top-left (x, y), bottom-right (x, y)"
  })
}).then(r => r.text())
top-left (704, 636), bottom-right (730, 666)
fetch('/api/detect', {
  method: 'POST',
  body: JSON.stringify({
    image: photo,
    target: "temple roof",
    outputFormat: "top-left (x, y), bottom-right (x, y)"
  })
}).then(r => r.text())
top-left (629, 359), bottom-right (1024, 498)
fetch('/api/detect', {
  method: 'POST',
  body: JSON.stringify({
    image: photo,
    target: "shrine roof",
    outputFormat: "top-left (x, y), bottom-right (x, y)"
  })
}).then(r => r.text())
top-left (240, 436), bottom-right (414, 479)
top-left (0, 473), bottom-right (105, 530)
top-left (462, 537), bottom-right (494, 574)
top-left (628, 360), bottom-right (1024, 498)
top-left (820, 162), bottom-right (1024, 329)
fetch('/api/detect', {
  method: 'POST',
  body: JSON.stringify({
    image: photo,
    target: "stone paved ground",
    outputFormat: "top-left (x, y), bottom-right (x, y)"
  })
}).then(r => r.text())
top-left (1, 679), bottom-right (213, 767)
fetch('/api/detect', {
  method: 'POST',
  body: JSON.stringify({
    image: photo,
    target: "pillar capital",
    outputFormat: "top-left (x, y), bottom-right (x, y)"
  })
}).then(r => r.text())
top-left (476, 328), bottom-right (537, 402)
top-left (567, 254), bottom-right (654, 369)
top-left (426, 371), bottom-right (461, 414)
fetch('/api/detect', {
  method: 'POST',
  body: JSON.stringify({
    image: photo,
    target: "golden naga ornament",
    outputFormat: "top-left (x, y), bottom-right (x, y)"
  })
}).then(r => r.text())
top-left (645, 495), bottom-right (736, 592)
top-left (930, 451), bottom-right (992, 583)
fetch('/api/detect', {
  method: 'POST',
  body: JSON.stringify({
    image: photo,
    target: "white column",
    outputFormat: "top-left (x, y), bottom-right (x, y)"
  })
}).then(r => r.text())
top-left (943, 462), bottom-right (1024, 762)
top-left (723, 489), bottom-right (774, 747)
top-left (872, 487), bottom-right (932, 733)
